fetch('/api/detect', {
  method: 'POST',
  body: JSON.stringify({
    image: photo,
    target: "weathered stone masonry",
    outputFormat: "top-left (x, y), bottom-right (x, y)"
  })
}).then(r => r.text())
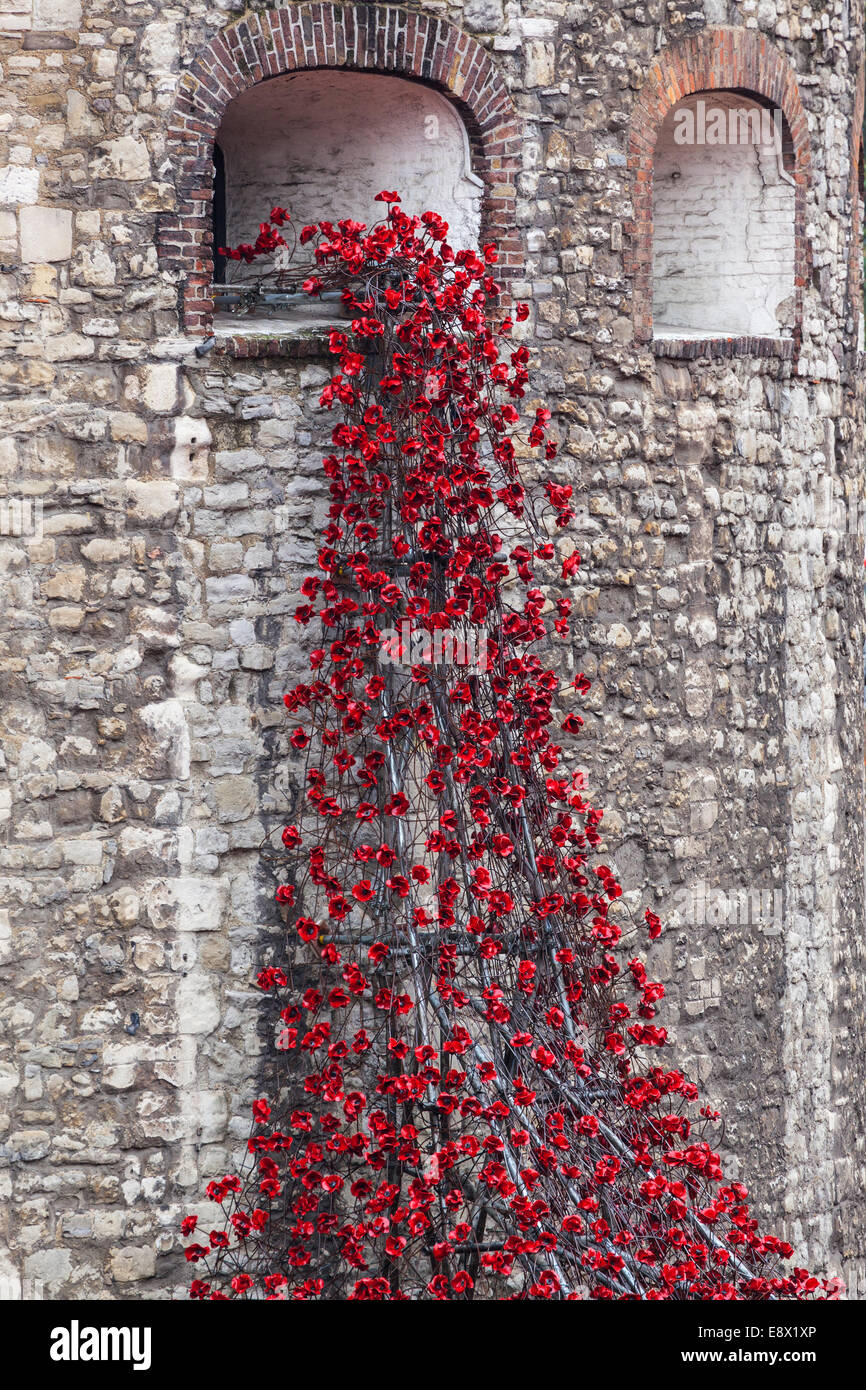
top-left (0, 1), bottom-right (864, 1300)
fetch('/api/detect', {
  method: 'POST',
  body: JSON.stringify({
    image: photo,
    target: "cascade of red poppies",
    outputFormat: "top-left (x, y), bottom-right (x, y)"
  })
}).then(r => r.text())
top-left (181, 196), bottom-right (840, 1301)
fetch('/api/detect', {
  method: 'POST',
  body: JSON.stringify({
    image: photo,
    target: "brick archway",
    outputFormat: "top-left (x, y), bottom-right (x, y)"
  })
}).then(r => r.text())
top-left (158, 2), bottom-right (522, 334)
top-left (626, 28), bottom-right (811, 348)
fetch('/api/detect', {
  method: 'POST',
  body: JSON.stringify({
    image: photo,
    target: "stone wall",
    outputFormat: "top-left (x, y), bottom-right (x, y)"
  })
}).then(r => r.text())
top-left (0, 0), bottom-right (864, 1302)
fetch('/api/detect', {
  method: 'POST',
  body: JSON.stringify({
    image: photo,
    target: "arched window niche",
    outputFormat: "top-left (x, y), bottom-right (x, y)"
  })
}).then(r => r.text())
top-left (652, 92), bottom-right (796, 341)
top-left (158, 3), bottom-right (523, 352)
top-left (626, 29), bottom-right (811, 358)
top-left (211, 70), bottom-right (483, 336)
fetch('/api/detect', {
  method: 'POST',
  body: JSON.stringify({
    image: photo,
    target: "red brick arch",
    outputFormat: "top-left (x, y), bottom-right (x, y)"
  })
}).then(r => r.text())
top-left (626, 28), bottom-right (811, 349)
top-left (158, 2), bottom-right (522, 334)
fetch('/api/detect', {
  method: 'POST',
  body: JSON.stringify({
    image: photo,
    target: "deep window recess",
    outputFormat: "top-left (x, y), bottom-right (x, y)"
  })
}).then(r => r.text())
top-left (652, 92), bottom-right (796, 341)
top-left (210, 69), bottom-right (483, 339)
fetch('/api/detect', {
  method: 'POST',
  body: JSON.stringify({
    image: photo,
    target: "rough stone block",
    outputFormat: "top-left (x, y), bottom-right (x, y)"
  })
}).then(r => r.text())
top-left (110, 1246), bottom-right (155, 1283)
top-left (41, 566), bottom-right (84, 600)
top-left (27, 262), bottom-right (57, 297)
top-left (125, 479), bottom-right (180, 525)
top-left (170, 416), bottom-right (211, 481)
top-left (175, 973), bottom-right (220, 1036)
top-left (136, 700), bottom-right (190, 781)
top-left (19, 204), bottom-right (71, 262)
top-left (0, 165), bottom-right (39, 206)
top-left (23, 1248), bottom-right (71, 1285)
top-left (46, 605), bottom-right (84, 630)
top-left (43, 334), bottom-right (94, 362)
top-left (91, 136), bottom-right (150, 182)
top-left (140, 21), bottom-right (178, 71)
top-left (33, 0), bottom-right (80, 25)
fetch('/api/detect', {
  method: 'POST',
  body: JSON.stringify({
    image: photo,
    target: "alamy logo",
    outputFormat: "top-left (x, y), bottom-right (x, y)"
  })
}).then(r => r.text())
top-left (0, 1274), bottom-right (43, 1299)
top-left (49, 1320), bottom-right (152, 1372)
top-left (0, 495), bottom-right (43, 542)
top-left (673, 881), bottom-right (783, 932)
top-left (378, 620), bottom-right (490, 675)
top-left (673, 99), bottom-right (783, 149)
top-left (810, 477), bottom-right (866, 541)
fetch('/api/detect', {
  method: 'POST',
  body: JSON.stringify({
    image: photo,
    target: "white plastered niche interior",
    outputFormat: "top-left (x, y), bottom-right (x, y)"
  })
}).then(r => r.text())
top-left (652, 91), bottom-right (796, 339)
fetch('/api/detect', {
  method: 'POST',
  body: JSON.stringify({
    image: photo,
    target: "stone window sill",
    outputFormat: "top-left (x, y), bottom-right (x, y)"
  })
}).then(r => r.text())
top-left (203, 323), bottom-right (801, 364)
top-left (652, 334), bottom-right (795, 361)
top-left (207, 308), bottom-right (346, 359)
top-left (211, 329), bottom-right (335, 359)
